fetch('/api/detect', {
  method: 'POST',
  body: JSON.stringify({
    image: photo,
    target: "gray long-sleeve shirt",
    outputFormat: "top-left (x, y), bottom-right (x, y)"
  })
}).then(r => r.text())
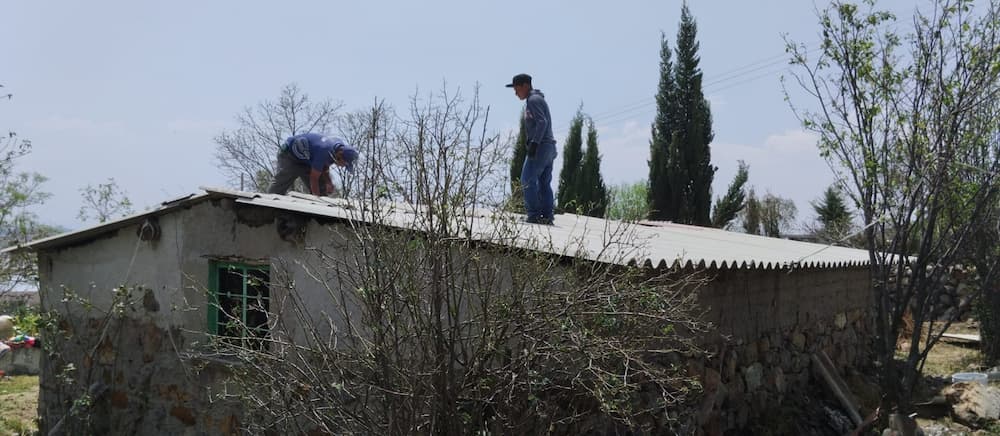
top-left (525, 89), bottom-right (555, 145)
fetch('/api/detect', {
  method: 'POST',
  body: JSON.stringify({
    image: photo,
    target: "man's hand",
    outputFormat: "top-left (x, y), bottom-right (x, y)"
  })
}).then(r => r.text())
top-left (309, 169), bottom-right (324, 195)
top-left (324, 181), bottom-right (337, 197)
top-left (527, 141), bottom-right (538, 158)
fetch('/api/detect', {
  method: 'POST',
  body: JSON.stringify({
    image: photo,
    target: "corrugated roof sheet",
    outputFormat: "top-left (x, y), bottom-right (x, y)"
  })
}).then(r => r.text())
top-left (5, 187), bottom-right (871, 270)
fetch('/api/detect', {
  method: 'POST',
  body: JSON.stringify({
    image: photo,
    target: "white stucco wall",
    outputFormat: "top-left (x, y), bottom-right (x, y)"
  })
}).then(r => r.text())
top-left (37, 198), bottom-right (355, 346)
top-left (34, 198), bottom-right (357, 434)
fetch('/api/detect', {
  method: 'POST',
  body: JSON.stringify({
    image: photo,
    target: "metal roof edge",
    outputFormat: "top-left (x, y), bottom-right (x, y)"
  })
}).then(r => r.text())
top-left (1, 190), bottom-right (230, 253)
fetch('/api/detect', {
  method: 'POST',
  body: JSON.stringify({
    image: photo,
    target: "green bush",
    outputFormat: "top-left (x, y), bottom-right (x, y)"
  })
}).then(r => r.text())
top-left (10, 305), bottom-right (41, 337)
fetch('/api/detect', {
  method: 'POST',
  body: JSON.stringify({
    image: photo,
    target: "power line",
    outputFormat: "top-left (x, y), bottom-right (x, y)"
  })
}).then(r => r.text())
top-left (553, 44), bottom-right (819, 138)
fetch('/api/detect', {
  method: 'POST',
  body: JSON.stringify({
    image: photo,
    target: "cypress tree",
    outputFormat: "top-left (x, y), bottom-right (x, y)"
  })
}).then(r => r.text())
top-left (648, 32), bottom-right (678, 221)
top-left (557, 109), bottom-right (586, 213)
top-left (711, 161), bottom-right (749, 229)
top-left (673, 2), bottom-right (715, 225)
top-left (649, 2), bottom-right (716, 225)
top-left (509, 113), bottom-right (527, 211)
top-left (576, 119), bottom-right (608, 217)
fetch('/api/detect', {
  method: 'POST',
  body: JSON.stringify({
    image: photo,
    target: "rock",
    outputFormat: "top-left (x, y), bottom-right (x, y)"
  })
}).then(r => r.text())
top-left (742, 343), bottom-right (759, 366)
top-left (943, 382), bottom-right (1000, 428)
top-left (702, 367), bottom-right (727, 414)
top-left (714, 380), bottom-right (729, 408)
top-left (823, 406), bottom-right (854, 435)
top-left (848, 309), bottom-right (863, 323)
top-left (762, 351), bottom-right (776, 366)
top-left (750, 390), bottom-right (769, 417)
top-left (843, 326), bottom-right (858, 348)
top-left (779, 349), bottom-right (793, 370)
top-left (724, 350), bottom-right (738, 380)
top-left (701, 411), bottom-right (722, 436)
top-left (938, 293), bottom-right (953, 307)
top-left (744, 363), bottom-right (764, 392)
top-left (698, 394), bottom-right (715, 425)
top-left (736, 400), bottom-right (749, 428)
top-left (792, 332), bottom-right (806, 350)
top-left (835, 347), bottom-right (850, 368)
top-left (835, 312), bottom-right (848, 330)
top-left (704, 367), bottom-right (722, 392)
top-left (728, 374), bottom-right (745, 406)
top-left (769, 366), bottom-right (786, 394)
top-left (757, 337), bottom-right (770, 355)
top-left (794, 355), bottom-right (810, 373)
top-left (888, 413), bottom-right (925, 436)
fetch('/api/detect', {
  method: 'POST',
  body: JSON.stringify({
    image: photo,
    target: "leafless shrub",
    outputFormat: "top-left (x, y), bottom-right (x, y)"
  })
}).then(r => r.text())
top-left (209, 85), bottom-right (712, 434)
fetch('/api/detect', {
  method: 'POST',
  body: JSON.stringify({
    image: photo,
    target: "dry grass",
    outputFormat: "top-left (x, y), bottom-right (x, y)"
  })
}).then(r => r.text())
top-left (0, 375), bottom-right (38, 435)
top-left (898, 320), bottom-right (986, 378)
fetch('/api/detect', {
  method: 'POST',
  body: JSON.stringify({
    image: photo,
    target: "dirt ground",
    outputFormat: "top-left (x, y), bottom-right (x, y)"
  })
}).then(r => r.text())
top-left (902, 320), bottom-right (999, 435)
top-left (0, 375), bottom-right (39, 434)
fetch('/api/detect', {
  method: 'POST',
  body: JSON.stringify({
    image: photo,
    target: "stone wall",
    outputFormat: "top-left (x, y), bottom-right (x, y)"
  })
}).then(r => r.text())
top-left (690, 265), bottom-right (874, 434)
top-left (894, 264), bottom-right (981, 321)
top-left (38, 309), bottom-right (242, 435)
top-left (0, 346), bottom-right (40, 375)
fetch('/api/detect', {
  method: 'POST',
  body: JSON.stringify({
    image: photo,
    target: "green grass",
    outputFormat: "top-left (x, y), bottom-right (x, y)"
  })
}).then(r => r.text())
top-left (0, 415), bottom-right (33, 435)
top-left (0, 375), bottom-right (38, 396)
top-left (0, 375), bottom-right (39, 435)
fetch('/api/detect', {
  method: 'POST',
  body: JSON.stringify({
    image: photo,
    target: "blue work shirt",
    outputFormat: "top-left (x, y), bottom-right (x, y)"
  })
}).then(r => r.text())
top-left (524, 89), bottom-right (555, 145)
top-left (284, 133), bottom-right (346, 171)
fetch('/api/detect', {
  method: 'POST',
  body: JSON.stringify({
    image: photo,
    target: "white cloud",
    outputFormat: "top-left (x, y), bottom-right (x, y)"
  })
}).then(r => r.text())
top-left (762, 129), bottom-right (818, 153)
top-left (592, 119), bottom-right (650, 186)
top-left (706, 93), bottom-right (727, 110)
top-left (714, 129), bottom-right (836, 226)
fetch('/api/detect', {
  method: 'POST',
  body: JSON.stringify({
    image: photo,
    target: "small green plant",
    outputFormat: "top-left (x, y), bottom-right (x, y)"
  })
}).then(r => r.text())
top-left (0, 415), bottom-right (33, 435)
top-left (11, 305), bottom-right (41, 336)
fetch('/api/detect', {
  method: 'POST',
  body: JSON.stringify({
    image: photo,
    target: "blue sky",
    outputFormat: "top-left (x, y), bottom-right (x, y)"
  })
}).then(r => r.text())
top-left (0, 0), bottom-right (919, 230)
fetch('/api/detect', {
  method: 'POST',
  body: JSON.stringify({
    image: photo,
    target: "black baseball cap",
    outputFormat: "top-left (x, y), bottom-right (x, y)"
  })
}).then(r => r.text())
top-left (505, 73), bottom-right (532, 88)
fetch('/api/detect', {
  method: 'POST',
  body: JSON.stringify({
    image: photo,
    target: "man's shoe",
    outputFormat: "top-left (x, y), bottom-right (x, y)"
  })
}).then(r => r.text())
top-left (524, 216), bottom-right (548, 225)
top-left (524, 216), bottom-right (554, 225)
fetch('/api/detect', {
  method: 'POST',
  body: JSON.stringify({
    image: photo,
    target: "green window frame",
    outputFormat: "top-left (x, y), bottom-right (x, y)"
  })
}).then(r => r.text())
top-left (207, 261), bottom-right (271, 349)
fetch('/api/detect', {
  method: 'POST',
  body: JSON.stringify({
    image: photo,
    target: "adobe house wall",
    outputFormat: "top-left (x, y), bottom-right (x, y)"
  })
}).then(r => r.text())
top-left (32, 198), bottom-right (875, 435)
top-left (34, 199), bottom-right (354, 435)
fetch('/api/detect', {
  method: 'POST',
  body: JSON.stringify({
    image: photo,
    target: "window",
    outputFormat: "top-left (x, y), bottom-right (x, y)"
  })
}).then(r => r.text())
top-left (208, 262), bottom-right (271, 350)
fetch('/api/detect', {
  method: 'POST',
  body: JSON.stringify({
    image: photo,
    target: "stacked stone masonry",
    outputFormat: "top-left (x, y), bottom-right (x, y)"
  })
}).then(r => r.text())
top-left (690, 266), bottom-right (874, 434)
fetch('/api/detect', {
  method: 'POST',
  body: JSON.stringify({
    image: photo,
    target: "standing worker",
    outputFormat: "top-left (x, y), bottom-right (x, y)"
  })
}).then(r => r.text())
top-left (267, 133), bottom-right (359, 196)
top-left (507, 73), bottom-right (557, 225)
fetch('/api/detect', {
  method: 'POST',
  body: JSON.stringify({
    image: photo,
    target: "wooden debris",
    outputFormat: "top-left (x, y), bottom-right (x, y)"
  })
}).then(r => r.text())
top-left (811, 352), bottom-right (863, 426)
top-left (940, 333), bottom-right (981, 343)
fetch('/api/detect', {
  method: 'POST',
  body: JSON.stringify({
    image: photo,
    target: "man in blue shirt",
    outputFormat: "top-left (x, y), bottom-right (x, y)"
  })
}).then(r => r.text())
top-left (267, 133), bottom-right (359, 196)
top-left (507, 73), bottom-right (557, 225)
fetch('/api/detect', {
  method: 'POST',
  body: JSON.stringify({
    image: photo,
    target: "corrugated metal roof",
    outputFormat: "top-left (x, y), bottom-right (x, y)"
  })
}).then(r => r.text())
top-left (6, 187), bottom-right (871, 270)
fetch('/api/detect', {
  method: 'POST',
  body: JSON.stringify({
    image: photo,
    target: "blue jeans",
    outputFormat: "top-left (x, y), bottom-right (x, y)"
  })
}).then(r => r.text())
top-left (521, 141), bottom-right (557, 221)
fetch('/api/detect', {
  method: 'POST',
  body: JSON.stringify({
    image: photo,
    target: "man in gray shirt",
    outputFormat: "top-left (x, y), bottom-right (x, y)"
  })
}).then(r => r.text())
top-left (507, 73), bottom-right (557, 225)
